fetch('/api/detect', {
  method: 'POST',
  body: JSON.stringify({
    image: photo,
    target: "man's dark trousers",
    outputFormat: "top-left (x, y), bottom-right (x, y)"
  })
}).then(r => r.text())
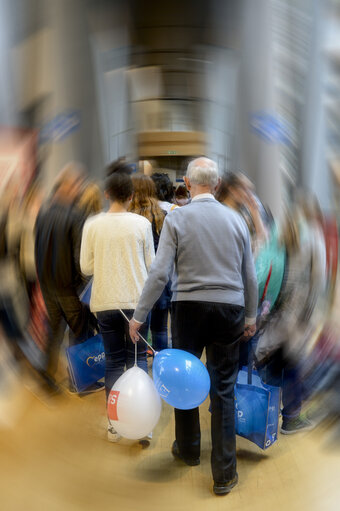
top-left (41, 286), bottom-right (97, 378)
top-left (171, 301), bottom-right (244, 484)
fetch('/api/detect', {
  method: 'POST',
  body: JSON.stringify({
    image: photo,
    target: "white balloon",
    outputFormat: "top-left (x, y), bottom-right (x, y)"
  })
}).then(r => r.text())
top-left (107, 366), bottom-right (162, 439)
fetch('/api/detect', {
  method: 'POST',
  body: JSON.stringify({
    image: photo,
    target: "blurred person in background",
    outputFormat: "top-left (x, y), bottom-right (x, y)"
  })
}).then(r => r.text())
top-left (77, 181), bottom-right (103, 220)
top-left (175, 183), bottom-right (190, 207)
top-left (0, 180), bottom-right (49, 378)
top-left (129, 173), bottom-right (170, 352)
top-left (34, 162), bottom-right (97, 392)
top-left (18, 182), bottom-right (49, 372)
top-left (20, 183), bottom-right (44, 297)
top-left (80, 161), bottom-right (155, 442)
top-left (216, 171), bottom-right (269, 368)
top-left (255, 197), bottom-right (326, 434)
top-left (0, 182), bottom-right (29, 360)
top-left (215, 171), bottom-right (269, 254)
top-left (76, 180), bottom-right (104, 301)
top-left (297, 192), bottom-right (327, 307)
top-left (130, 157), bottom-right (258, 496)
top-left (151, 172), bottom-right (178, 213)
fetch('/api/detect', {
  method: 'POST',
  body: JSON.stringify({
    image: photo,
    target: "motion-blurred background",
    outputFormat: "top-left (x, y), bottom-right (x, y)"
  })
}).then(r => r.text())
top-left (1, 1), bottom-right (340, 510)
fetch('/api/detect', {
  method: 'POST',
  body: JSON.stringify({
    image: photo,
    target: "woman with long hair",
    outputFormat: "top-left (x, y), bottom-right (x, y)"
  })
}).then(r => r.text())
top-left (129, 174), bottom-right (170, 352)
top-left (215, 171), bottom-right (268, 252)
top-left (129, 174), bottom-right (165, 251)
top-left (80, 163), bottom-right (155, 442)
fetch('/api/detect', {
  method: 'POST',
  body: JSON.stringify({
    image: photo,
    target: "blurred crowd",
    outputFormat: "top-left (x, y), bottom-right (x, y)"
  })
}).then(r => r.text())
top-left (1, 155), bottom-right (340, 450)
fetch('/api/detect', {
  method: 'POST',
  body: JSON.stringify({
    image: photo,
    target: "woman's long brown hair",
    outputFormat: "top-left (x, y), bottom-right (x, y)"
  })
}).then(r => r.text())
top-left (129, 174), bottom-right (165, 234)
top-left (280, 207), bottom-right (300, 255)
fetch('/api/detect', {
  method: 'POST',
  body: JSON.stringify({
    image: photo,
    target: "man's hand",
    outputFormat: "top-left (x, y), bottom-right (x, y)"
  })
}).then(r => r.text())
top-left (129, 318), bottom-right (142, 344)
top-left (244, 323), bottom-right (256, 338)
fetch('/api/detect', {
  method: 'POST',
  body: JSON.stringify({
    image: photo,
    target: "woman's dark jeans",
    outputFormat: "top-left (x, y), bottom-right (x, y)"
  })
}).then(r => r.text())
top-left (97, 309), bottom-right (149, 399)
top-left (150, 283), bottom-right (171, 352)
top-left (150, 306), bottom-right (169, 352)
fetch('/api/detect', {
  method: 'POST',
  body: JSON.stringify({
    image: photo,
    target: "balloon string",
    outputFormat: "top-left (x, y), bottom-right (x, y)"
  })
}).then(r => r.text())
top-left (119, 309), bottom-right (156, 354)
top-left (135, 341), bottom-right (137, 367)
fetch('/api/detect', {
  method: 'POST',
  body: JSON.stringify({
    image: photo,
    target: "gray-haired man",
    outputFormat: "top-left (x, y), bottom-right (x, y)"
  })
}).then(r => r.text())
top-left (130, 157), bottom-right (258, 495)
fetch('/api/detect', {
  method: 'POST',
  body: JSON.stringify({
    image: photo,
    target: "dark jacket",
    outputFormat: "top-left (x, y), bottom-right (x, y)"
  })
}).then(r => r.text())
top-left (35, 201), bottom-right (84, 293)
top-left (151, 209), bottom-right (167, 253)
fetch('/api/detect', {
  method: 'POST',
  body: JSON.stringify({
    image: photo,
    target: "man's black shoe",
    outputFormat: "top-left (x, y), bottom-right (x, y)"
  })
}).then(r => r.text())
top-left (213, 473), bottom-right (238, 496)
top-left (171, 441), bottom-right (200, 466)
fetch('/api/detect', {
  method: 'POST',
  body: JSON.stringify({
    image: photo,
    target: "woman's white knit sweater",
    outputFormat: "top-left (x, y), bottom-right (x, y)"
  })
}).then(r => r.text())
top-left (80, 212), bottom-right (155, 312)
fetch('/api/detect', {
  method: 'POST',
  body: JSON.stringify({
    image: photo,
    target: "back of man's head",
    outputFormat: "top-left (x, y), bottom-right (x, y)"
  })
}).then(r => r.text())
top-left (186, 157), bottom-right (219, 188)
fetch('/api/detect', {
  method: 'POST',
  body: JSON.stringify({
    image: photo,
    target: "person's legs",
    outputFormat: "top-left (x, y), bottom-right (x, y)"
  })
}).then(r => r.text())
top-left (205, 303), bottom-right (244, 484)
top-left (67, 305), bottom-right (98, 346)
top-left (0, 300), bottom-right (24, 345)
top-left (260, 349), bottom-right (284, 388)
top-left (171, 302), bottom-right (206, 461)
top-left (259, 349), bottom-right (301, 419)
top-left (238, 338), bottom-right (251, 369)
top-left (150, 306), bottom-right (168, 352)
top-left (40, 287), bottom-right (65, 381)
top-left (97, 310), bottom-right (126, 399)
top-left (124, 310), bottom-right (149, 373)
top-left (58, 291), bottom-right (96, 342)
top-left (282, 363), bottom-right (302, 421)
top-left (260, 350), bottom-right (310, 433)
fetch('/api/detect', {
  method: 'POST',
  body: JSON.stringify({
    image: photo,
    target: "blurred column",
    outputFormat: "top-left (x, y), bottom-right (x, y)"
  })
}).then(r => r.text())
top-left (87, 0), bottom-right (135, 165)
top-left (301, 0), bottom-right (331, 209)
top-left (10, 0), bottom-right (103, 191)
top-left (204, 48), bottom-right (239, 173)
top-left (235, 0), bottom-right (283, 219)
top-left (0, 0), bottom-right (19, 125)
top-left (300, 0), bottom-right (329, 208)
top-left (41, 0), bottom-right (103, 189)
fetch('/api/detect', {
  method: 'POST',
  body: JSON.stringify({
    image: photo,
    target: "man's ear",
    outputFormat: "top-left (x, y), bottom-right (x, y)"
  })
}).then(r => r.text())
top-left (183, 176), bottom-right (190, 190)
top-left (104, 190), bottom-right (109, 200)
top-left (213, 177), bottom-right (221, 194)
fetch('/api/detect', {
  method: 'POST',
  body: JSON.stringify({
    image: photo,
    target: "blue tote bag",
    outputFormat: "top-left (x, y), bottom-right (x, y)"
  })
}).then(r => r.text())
top-left (235, 364), bottom-right (281, 449)
top-left (66, 334), bottom-right (105, 393)
top-left (65, 279), bottom-right (105, 392)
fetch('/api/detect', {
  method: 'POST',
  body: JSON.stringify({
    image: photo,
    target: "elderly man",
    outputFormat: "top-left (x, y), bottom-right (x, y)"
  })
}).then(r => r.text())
top-left (129, 157), bottom-right (258, 496)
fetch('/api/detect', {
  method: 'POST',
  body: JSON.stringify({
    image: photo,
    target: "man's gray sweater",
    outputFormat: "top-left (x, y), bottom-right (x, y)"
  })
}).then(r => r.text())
top-left (133, 196), bottom-right (258, 324)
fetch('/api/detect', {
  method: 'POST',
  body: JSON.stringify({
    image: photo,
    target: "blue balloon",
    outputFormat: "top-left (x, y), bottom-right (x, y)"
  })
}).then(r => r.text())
top-left (152, 349), bottom-right (211, 410)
